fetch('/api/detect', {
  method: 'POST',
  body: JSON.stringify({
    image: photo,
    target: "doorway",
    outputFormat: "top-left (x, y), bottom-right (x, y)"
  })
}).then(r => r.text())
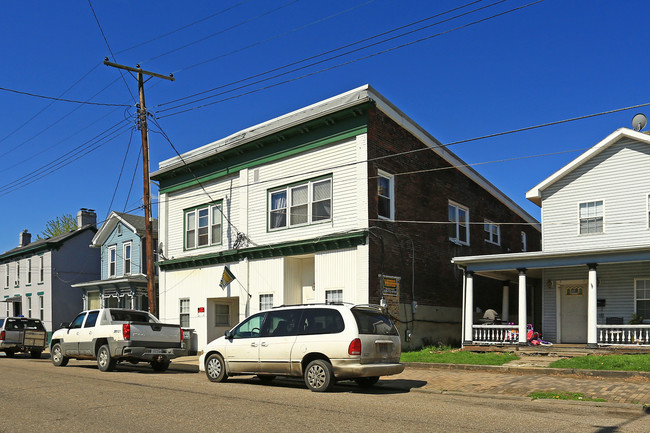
top-left (559, 282), bottom-right (587, 343)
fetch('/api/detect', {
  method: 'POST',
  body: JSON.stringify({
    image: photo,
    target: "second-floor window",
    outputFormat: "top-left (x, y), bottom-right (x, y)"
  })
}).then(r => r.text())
top-left (123, 242), bottom-right (132, 275)
top-left (39, 255), bottom-right (44, 283)
top-left (521, 231), bottom-right (527, 252)
top-left (5, 264), bottom-right (9, 287)
top-left (185, 202), bottom-right (223, 250)
top-left (484, 221), bottom-right (500, 245)
top-left (269, 177), bottom-right (332, 230)
top-left (449, 201), bottom-right (470, 245)
top-left (27, 259), bottom-right (32, 284)
top-left (16, 262), bottom-right (20, 286)
top-left (108, 246), bottom-right (116, 277)
top-left (377, 171), bottom-right (394, 220)
top-left (579, 200), bottom-right (603, 234)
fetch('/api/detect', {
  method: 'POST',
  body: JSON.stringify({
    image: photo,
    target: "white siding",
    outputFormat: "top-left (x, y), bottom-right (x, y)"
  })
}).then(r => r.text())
top-left (315, 246), bottom-right (369, 304)
top-left (541, 138), bottom-right (650, 251)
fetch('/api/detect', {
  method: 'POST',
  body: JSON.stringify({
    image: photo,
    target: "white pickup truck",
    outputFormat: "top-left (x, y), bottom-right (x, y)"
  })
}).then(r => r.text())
top-left (50, 308), bottom-right (186, 372)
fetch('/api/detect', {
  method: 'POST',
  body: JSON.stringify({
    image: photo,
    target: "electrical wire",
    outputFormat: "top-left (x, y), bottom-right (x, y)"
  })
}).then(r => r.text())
top-left (124, 145), bottom-right (142, 213)
top-left (0, 85), bottom-right (129, 108)
top-left (106, 127), bottom-right (136, 219)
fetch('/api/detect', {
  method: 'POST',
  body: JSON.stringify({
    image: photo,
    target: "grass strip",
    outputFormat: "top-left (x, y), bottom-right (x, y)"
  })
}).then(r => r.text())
top-left (548, 354), bottom-right (650, 372)
top-left (400, 346), bottom-right (518, 365)
top-left (529, 391), bottom-right (606, 402)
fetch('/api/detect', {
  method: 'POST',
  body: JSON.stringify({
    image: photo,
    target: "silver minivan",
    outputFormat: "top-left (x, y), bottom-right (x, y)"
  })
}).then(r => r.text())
top-left (198, 304), bottom-right (404, 392)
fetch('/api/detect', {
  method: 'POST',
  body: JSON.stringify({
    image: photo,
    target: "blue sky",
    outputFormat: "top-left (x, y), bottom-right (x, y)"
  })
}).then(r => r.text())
top-left (1, 0), bottom-right (649, 253)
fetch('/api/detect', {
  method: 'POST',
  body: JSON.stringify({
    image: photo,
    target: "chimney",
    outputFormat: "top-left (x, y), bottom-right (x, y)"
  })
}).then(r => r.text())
top-left (19, 229), bottom-right (31, 247)
top-left (77, 208), bottom-right (97, 229)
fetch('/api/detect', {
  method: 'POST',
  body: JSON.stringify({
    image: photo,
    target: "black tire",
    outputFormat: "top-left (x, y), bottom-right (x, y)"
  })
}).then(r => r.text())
top-left (151, 360), bottom-right (170, 372)
top-left (205, 353), bottom-right (228, 382)
top-left (51, 343), bottom-right (69, 367)
top-left (304, 359), bottom-right (334, 392)
top-left (97, 344), bottom-right (116, 372)
top-left (4, 349), bottom-right (15, 358)
top-left (30, 350), bottom-right (43, 359)
top-left (354, 376), bottom-right (380, 388)
top-left (257, 374), bottom-right (276, 383)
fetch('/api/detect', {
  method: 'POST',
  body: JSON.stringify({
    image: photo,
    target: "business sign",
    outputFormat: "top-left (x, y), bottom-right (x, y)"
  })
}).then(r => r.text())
top-left (380, 275), bottom-right (400, 324)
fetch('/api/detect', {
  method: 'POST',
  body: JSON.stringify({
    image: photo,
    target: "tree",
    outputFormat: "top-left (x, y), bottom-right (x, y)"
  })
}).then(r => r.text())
top-left (37, 213), bottom-right (77, 240)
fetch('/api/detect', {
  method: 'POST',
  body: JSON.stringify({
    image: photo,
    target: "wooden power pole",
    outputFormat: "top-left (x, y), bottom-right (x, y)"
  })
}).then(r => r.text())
top-left (104, 59), bottom-right (174, 317)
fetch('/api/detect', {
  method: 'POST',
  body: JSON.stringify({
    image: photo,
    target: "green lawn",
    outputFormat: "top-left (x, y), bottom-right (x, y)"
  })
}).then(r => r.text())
top-left (549, 354), bottom-right (650, 372)
top-left (400, 346), bottom-right (518, 365)
top-left (528, 391), bottom-right (606, 402)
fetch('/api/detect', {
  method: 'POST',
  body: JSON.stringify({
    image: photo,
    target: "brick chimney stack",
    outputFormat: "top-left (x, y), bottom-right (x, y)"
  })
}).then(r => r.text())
top-left (19, 229), bottom-right (31, 247)
top-left (77, 208), bottom-right (97, 229)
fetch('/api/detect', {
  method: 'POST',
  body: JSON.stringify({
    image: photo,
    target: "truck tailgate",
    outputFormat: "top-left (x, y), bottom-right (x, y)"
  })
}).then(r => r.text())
top-left (23, 330), bottom-right (47, 347)
top-left (128, 323), bottom-right (182, 347)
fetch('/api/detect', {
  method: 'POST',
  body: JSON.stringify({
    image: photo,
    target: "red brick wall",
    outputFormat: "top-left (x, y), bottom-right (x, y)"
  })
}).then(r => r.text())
top-left (366, 107), bottom-right (540, 312)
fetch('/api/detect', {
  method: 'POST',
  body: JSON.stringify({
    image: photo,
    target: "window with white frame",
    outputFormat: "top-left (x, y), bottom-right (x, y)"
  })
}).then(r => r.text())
top-left (185, 202), bottom-right (223, 250)
top-left (39, 295), bottom-right (44, 321)
top-left (16, 262), bottom-right (20, 286)
top-left (215, 304), bottom-right (230, 327)
top-left (123, 242), bottom-right (132, 275)
top-left (4, 264), bottom-right (8, 288)
top-left (579, 200), bottom-right (603, 234)
top-left (108, 246), bottom-right (116, 277)
top-left (647, 194), bottom-right (650, 229)
top-left (325, 289), bottom-right (343, 304)
top-left (377, 171), bottom-right (394, 220)
top-left (521, 231), bottom-right (527, 252)
top-left (484, 220), bottom-right (500, 245)
top-left (269, 177), bottom-right (332, 230)
top-left (27, 259), bottom-right (32, 284)
top-left (259, 294), bottom-right (274, 310)
top-left (636, 279), bottom-right (650, 320)
top-left (180, 298), bottom-right (190, 328)
top-left (448, 201), bottom-right (470, 245)
top-left (27, 296), bottom-right (32, 318)
top-left (39, 256), bottom-right (44, 283)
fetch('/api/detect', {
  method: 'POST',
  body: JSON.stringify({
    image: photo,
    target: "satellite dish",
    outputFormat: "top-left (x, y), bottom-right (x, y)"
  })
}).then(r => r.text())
top-left (632, 113), bottom-right (647, 132)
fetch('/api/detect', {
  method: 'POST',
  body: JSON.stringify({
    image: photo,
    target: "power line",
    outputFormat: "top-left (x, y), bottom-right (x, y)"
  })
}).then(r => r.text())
top-left (156, 0), bottom-right (495, 110)
top-left (157, 0), bottom-right (544, 118)
top-left (0, 85), bottom-right (129, 108)
top-left (106, 127), bottom-right (136, 219)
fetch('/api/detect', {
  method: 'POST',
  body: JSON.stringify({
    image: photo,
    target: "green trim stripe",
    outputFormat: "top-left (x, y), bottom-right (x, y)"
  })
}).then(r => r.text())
top-left (37, 291), bottom-right (44, 295)
top-left (26, 293), bottom-right (32, 296)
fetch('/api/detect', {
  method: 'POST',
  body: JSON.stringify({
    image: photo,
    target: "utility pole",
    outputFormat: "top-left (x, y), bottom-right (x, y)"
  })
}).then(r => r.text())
top-left (104, 59), bottom-right (174, 317)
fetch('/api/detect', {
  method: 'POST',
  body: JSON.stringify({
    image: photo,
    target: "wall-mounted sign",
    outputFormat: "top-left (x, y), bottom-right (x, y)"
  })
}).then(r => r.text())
top-left (565, 287), bottom-right (583, 296)
top-left (198, 307), bottom-right (205, 313)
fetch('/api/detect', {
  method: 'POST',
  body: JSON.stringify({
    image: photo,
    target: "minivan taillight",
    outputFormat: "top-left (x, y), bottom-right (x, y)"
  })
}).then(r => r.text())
top-left (348, 338), bottom-right (361, 356)
top-left (122, 323), bottom-right (130, 340)
top-left (0, 330), bottom-right (4, 341)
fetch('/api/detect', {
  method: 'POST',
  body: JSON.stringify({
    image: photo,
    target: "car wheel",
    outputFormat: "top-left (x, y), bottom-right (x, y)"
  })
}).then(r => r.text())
top-left (354, 376), bottom-right (380, 388)
top-left (304, 359), bottom-right (334, 392)
top-left (51, 343), bottom-right (69, 367)
top-left (97, 344), bottom-right (116, 372)
top-left (257, 374), bottom-right (276, 383)
top-left (30, 350), bottom-right (43, 359)
top-left (4, 349), bottom-right (15, 358)
top-left (205, 353), bottom-right (228, 382)
top-left (150, 360), bottom-right (170, 372)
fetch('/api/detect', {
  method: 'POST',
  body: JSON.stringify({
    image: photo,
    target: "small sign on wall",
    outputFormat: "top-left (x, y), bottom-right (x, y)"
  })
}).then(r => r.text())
top-left (380, 275), bottom-right (400, 324)
top-left (565, 287), bottom-right (583, 296)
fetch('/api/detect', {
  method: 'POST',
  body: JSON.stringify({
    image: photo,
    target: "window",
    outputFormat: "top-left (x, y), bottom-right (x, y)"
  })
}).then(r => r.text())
top-left (39, 295), bottom-right (44, 321)
top-left (27, 259), bottom-right (32, 284)
top-left (579, 200), bottom-right (603, 234)
top-left (647, 194), bottom-right (650, 229)
top-left (298, 308), bottom-right (345, 335)
top-left (185, 202), bottom-right (223, 250)
top-left (39, 256), bottom-right (44, 283)
top-left (261, 309), bottom-right (302, 337)
top-left (123, 242), bottom-right (132, 275)
top-left (269, 177), bottom-right (332, 230)
top-left (636, 279), bottom-right (650, 320)
top-left (4, 264), bottom-right (8, 288)
top-left (70, 313), bottom-right (86, 329)
top-left (215, 304), bottom-right (230, 327)
top-left (232, 313), bottom-right (264, 339)
top-left (16, 262), bottom-right (20, 286)
top-left (27, 296), bottom-right (32, 318)
top-left (325, 289), bottom-right (343, 304)
top-left (352, 309), bottom-right (398, 336)
top-left (84, 311), bottom-right (100, 327)
top-left (448, 202), bottom-right (470, 245)
top-left (180, 298), bottom-right (190, 328)
top-left (259, 294), bottom-right (274, 310)
top-left (108, 246), bottom-right (116, 277)
top-left (521, 231), bottom-right (527, 252)
top-left (377, 171), bottom-right (394, 219)
top-left (484, 221), bottom-right (500, 245)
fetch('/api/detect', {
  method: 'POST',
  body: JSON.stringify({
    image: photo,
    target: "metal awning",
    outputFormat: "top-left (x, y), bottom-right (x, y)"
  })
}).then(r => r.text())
top-left (2, 296), bottom-right (22, 303)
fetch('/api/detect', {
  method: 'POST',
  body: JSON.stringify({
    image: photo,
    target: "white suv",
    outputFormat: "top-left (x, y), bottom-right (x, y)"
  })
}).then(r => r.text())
top-left (199, 304), bottom-right (404, 392)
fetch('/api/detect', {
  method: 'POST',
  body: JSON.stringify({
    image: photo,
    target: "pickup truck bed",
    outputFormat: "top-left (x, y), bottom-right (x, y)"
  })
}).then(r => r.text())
top-left (0, 317), bottom-right (48, 358)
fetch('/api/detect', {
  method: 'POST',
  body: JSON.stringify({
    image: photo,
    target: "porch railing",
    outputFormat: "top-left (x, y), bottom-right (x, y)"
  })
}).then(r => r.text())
top-left (472, 324), bottom-right (520, 345)
top-left (597, 325), bottom-right (650, 346)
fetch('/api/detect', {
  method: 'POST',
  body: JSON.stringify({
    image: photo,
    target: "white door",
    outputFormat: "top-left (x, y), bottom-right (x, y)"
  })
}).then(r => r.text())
top-left (560, 284), bottom-right (587, 343)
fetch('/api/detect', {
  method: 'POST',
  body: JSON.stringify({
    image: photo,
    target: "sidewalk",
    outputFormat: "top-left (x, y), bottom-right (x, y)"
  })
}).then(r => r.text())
top-left (170, 355), bottom-right (650, 406)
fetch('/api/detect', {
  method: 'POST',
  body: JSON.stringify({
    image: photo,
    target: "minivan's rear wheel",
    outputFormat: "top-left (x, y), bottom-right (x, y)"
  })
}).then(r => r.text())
top-left (205, 353), bottom-right (228, 382)
top-left (304, 359), bottom-right (334, 392)
top-left (355, 376), bottom-right (380, 388)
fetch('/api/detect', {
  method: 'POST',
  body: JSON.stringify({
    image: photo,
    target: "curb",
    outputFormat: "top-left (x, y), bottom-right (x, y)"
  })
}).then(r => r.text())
top-left (403, 362), bottom-right (650, 380)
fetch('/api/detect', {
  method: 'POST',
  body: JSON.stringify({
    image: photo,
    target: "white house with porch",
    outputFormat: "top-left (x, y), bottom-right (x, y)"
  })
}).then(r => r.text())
top-left (453, 127), bottom-right (650, 348)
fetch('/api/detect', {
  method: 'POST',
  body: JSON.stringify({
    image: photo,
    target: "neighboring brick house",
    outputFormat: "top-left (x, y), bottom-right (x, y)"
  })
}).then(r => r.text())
top-left (72, 211), bottom-right (158, 312)
top-left (0, 209), bottom-right (100, 336)
top-left (151, 85), bottom-right (539, 350)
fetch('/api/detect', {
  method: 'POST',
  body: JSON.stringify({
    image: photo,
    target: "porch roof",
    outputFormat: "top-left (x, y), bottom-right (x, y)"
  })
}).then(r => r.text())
top-left (452, 246), bottom-right (650, 279)
top-left (71, 274), bottom-right (150, 290)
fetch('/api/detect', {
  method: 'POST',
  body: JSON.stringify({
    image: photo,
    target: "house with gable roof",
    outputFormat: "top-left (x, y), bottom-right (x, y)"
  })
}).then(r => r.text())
top-left (454, 127), bottom-right (650, 348)
top-left (151, 85), bottom-right (540, 350)
top-left (72, 211), bottom-right (158, 312)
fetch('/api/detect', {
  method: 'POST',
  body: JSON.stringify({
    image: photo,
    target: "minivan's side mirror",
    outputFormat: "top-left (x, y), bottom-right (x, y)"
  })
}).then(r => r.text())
top-left (225, 329), bottom-right (233, 339)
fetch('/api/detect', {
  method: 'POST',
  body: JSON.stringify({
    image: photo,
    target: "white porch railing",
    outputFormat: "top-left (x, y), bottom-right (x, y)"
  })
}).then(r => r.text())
top-left (597, 325), bottom-right (650, 346)
top-left (472, 324), bottom-right (519, 345)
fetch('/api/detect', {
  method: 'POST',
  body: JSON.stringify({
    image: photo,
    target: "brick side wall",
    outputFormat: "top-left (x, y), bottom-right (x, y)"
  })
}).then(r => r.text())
top-left (366, 108), bottom-right (540, 317)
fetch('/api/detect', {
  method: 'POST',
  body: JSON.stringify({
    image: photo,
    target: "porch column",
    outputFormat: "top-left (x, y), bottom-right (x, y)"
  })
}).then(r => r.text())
top-left (501, 281), bottom-right (510, 322)
top-left (587, 263), bottom-right (598, 347)
top-left (464, 271), bottom-right (474, 343)
top-left (517, 268), bottom-right (527, 344)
